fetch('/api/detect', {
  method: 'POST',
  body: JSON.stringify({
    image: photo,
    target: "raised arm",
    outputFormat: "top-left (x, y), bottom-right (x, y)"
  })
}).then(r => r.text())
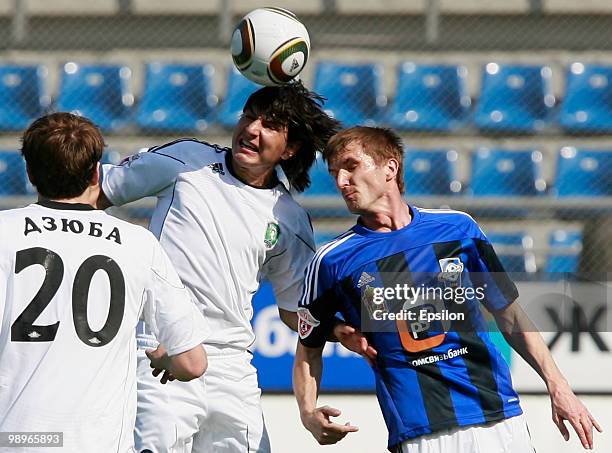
top-left (492, 301), bottom-right (602, 449)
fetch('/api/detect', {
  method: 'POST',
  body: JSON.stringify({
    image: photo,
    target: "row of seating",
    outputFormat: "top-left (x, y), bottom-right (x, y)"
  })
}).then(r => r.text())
top-left (315, 228), bottom-right (583, 275)
top-left (306, 147), bottom-right (611, 197)
top-left (3, 61), bottom-right (612, 133)
top-left (1, 147), bottom-right (609, 197)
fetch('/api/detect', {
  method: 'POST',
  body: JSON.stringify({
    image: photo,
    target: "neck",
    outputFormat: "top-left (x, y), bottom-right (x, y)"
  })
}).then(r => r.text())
top-left (40, 185), bottom-right (99, 207)
top-left (359, 192), bottom-right (411, 232)
top-left (227, 154), bottom-right (278, 188)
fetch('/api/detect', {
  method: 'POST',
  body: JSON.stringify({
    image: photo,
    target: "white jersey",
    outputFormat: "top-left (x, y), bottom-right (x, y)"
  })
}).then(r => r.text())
top-left (102, 139), bottom-right (315, 351)
top-left (0, 202), bottom-right (209, 453)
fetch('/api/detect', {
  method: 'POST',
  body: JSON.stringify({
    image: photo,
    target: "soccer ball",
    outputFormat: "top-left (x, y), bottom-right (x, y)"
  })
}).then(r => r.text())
top-left (231, 7), bottom-right (310, 86)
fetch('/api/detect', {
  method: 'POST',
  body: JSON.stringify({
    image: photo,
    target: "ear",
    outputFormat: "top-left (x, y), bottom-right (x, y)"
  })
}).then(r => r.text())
top-left (91, 162), bottom-right (101, 186)
top-left (280, 142), bottom-right (301, 161)
top-left (25, 163), bottom-right (35, 185)
top-left (385, 157), bottom-right (399, 183)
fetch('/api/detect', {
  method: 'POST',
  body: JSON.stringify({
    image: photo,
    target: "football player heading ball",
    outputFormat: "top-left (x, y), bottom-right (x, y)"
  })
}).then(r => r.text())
top-left (98, 81), bottom-right (343, 451)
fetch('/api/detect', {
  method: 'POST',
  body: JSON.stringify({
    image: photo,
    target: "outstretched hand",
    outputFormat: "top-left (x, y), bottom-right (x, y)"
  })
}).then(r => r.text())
top-left (302, 405), bottom-right (359, 445)
top-left (334, 323), bottom-right (378, 366)
top-left (550, 381), bottom-right (602, 449)
top-left (145, 345), bottom-right (176, 384)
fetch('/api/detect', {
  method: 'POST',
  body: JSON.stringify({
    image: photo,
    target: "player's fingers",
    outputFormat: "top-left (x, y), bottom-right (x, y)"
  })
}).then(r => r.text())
top-left (579, 415), bottom-right (595, 449)
top-left (555, 417), bottom-right (570, 441)
top-left (568, 416), bottom-right (588, 449)
top-left (151, 367), bottom-right (162, 377)
top-left (589, 412), bottom-right (603, 433)
top-left (320, 406), bottom-right (342, 418)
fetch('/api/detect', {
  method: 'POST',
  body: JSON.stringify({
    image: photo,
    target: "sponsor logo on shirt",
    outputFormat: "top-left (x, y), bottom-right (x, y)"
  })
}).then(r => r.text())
top-left (120, 153), bottom-right (141, 166)
top-left (264, 222), bottom-right (280, 250)
top-left (207, 162), bottom-right (225, 175)
top-left (438, 257), bottom-right (464, 287)
top-left (357, 271), bottom-right (375, 288)
top-left (297, 307), bottom-right (320, 339)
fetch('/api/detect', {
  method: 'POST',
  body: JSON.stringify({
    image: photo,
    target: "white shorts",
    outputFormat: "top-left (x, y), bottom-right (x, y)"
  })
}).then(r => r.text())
top-left (135, 347), bottom-right (270, 453)
top-left (396, 414), bottom-right (535, 453)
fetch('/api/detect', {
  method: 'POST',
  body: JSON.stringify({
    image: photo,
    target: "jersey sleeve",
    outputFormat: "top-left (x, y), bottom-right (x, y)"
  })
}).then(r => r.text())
top-left (142, 238), bottom-right (210, 356)
top-left (469, 231), bottom-right (519, 312)
top-left (101, 147), bottom-right (186, 206)
top-left (297, 254), bottom-right (339, 348)
top-left (261, 218), bottom-right (316, 313)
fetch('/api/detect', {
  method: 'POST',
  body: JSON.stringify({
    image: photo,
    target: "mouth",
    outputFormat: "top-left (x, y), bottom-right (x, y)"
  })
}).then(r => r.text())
top-left (238, 138), bottom-right (259, 154)
top-left (342, 190), bottom-right (357, 200)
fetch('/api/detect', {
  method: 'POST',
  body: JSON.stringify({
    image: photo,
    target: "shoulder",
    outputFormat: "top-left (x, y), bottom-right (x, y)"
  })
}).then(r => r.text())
top-left (310, 230), bottom-right (358, 274)
top-left (146, 138), bottom-right (230, 167)
top-left (415, 206), bottom-right (484, 239)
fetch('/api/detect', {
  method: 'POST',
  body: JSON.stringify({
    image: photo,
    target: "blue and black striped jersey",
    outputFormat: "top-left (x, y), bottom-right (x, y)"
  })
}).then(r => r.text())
top-left (298, 206), bottom-right (522, 450)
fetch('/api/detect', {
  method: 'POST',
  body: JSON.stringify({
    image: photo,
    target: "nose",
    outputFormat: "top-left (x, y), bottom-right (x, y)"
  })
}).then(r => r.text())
top-left (244, 117), bottom-right (263, 135)
top-left (335, 169), bottom-right (350, 189)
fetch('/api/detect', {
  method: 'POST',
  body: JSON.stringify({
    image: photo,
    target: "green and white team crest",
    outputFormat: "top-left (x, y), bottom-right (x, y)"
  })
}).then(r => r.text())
top-left (264, 222), bottom-right (280, 250)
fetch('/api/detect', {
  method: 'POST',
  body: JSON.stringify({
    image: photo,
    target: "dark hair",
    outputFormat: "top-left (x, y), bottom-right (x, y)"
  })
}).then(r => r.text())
top-left (21, 112), bottom-right (105, 199)
top-left (324, 126), bottom-right (405, 193)
top-left (244, 80), bottom-right (340, 192)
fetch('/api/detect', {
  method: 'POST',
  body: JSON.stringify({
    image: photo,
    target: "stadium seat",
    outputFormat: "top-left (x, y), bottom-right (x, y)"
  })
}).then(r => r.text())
top-left (137, 62), bottom-right (218, 132)
top-left (485, 231), bottom-right (536, 274)
top-left (403, 149), bottom-right (462, 195)
top-left (217, 66), bottom-right (260, 129)
top-left (0, 65), bottom-right (50, 131)
top-left (56, 62), bottom-right (133, 132)
top-left (545, 229), bottom-right (582, 275)
top-left (314, 61), bottom-right (386, 127)
top-left (0, 151), bottom-right (28, 195)
top-left (387, 63), bottom-right (470, 131)
top-left (474, 63), bottom-right (555, 133)
top-left (560, 63), bottom-right (612, 134)
top-left (554, 147), bottom-right (612, 196)
top-left (470, 148), bottom-right (546, 197)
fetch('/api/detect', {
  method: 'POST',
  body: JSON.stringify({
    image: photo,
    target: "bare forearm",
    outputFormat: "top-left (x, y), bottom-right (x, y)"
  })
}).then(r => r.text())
top-left (495, 302), bottom-right (566, 389)
top-left (502, 330), bottom-right (567, 390)
top-left (293, 343), bottom-right (323, 420)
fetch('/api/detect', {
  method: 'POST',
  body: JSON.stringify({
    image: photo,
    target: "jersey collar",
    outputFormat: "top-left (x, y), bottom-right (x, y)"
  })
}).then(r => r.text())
top-left (224, 151), bottom-right (288, 191)
top-left (36, 199), bottom-right (96, 211)
top-left (352, 205), bottom-right (421, 238)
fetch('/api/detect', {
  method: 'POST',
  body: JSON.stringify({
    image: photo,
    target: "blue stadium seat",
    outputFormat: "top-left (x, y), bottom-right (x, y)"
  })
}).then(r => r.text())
top-left (57, 62), bottom-right (133, 132)
top-left (470, 148), bottom-right (547, 197)
top-left (474, 63), bottom-right (555, 133)
top-left (0, 151), bottom-right (28, 195)
top-left (137, 62), bottom-right (218, 132)
top-left (403, 149), bottom-right (462, 195)
top-left (217, 66), bottom-right (260, 129)
top-left (485, 231), bottom-right (536, 274)
top-left (545, 229), bottom-right (582, 275)
top-left (314, 62), bottom-right (386, 127)
top-left (0, 65), bottom-right (50, 131)
top-left (387, 63), bottom-right (470, 131)
top-left (303, 155), bottom-right (337, 196)
top-left (554, 147), bottom-right (612, 196)
top-left (560, 63), bottom-right (612, 133)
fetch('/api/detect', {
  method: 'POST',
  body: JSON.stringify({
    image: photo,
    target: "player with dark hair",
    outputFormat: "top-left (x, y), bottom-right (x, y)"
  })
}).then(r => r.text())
top-left (0, 112), bottom-right (209, 452)
top-left (98, 81), bottom-right (341, 452)
top-left (294, 126), bottom-right (602, 452)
